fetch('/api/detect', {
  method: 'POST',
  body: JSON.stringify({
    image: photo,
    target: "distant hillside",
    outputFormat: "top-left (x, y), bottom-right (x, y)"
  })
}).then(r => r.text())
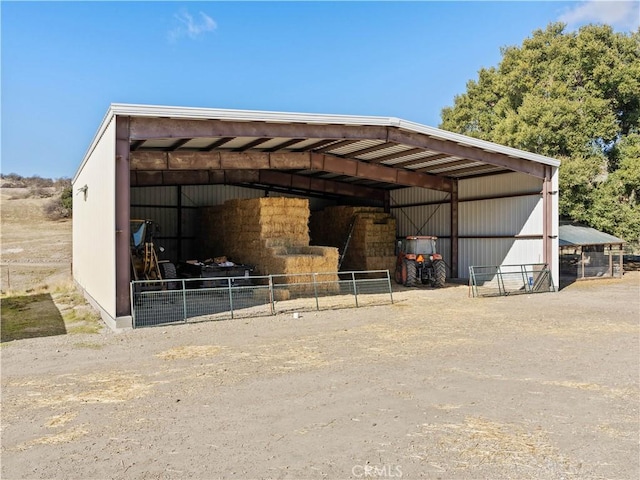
top-left (0, 174), bottom-right (72, 220)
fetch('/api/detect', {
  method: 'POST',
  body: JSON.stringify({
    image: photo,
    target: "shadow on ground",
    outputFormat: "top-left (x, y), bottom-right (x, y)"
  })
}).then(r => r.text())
top-left (1, 293), bottom-right (66, 342)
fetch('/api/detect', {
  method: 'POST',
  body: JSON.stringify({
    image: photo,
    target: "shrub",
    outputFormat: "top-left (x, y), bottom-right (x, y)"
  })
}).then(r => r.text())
top-left (44, 188), bottom-right (73, 220)
top-left (29, 186), bottom-right (55, 198)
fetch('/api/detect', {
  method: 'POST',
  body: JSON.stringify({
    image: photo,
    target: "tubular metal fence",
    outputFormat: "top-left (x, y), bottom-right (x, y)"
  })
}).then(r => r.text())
top-left (131, 270), bottom-right (393, 328)
top-left (469, 264), bottom-right (555, 298)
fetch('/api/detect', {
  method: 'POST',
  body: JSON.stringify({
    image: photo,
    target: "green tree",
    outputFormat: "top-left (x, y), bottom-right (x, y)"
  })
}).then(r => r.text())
top-left (60, 185), bottom-right (73, 211)
top-left (440, 23), bottom-right (640, 244)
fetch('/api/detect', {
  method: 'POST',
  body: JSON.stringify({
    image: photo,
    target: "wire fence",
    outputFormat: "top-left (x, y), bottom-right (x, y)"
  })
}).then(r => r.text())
top-left (468, 264), bottom-right (555, 298)
top-left (131, 270), bottom-right (394, 328)
top-left (560, 248), bottom-right (624, 280)
top-left (0, 263), bottom-right (72, 293)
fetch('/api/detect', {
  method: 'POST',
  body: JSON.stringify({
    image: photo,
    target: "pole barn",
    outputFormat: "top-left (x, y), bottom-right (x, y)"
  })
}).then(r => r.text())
top-left (73, 104), bottom-right (560, 329)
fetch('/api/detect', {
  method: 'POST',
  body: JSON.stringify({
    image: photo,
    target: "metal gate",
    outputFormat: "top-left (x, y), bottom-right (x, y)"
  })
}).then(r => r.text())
top-left (131, 270), bottom-right (393, 328)
top-left (469, 264), bottom-right (555, 297)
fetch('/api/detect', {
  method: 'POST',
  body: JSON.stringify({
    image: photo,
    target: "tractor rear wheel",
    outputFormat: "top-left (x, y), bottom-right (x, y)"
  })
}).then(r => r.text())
top-left (432, 259), bottom-right (446, 288)
top-left (405, 260), bottom-right (417, 287)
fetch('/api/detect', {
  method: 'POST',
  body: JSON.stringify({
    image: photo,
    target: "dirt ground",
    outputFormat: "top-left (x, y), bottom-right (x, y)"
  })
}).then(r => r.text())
top-left (1, 271), bottom-right (638, 479)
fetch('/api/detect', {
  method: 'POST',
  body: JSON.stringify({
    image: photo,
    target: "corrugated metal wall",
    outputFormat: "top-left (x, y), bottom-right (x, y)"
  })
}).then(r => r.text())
top-left (459, 196), bottom-right (543, 236)
top-left (458, 173), bottom-right (544, 276)
top-left (390, 173), bottom-right (545, 278)
top-left (458, 239), bottom-right (544, 276)
top-left (459, 172), bottom-right (541, 198)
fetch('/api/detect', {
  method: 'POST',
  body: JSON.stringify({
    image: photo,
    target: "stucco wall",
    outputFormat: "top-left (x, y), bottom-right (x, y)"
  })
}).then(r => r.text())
top-left (72, 117), bottom-right (116, 319)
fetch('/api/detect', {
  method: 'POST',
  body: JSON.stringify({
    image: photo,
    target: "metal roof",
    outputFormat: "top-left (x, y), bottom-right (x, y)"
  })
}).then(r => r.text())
top-left (559, 223), bottom-right (625, 247)
top-left (76, 103), bottom-right (561, 195)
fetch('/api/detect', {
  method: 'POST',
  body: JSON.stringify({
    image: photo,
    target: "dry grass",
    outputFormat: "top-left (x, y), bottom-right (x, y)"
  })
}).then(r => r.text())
top-left (409, 416), bottom-right (579, 477)
top-left (1, 189), bottom-right (71, 266)
top-left (156, 345), bottom-right (225, 360)
top-left (45, 412), bottom-right (78, 429)
top-left (7, 371), bottom-right (159, 409)
top-left (13, 425), bottom-right (89, 451)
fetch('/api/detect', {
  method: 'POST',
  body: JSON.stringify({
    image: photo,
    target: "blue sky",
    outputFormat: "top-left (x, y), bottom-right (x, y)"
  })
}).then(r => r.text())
top-left (2, 1), bottom-right (638, 178)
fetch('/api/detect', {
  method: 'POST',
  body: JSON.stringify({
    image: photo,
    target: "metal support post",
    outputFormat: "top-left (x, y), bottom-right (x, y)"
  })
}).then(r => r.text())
top-left (313, 273), bottom-right (319, 311)
top-left (386, 270), bottom-right (394, 304)
top-left (268, 275), bottom-right (274, 315)
top-left (228, 278), bottom-right (234, 319)
top-left (352, 272), bottom-right (359, 307)
top-left (182, 280), bottom-right (187, 322)
top-left (130, 282), bottom-right (135, 328)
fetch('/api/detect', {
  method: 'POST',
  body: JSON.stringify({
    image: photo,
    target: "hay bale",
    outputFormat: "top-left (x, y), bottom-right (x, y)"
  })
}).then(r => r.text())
top-left (199, 197), bottom-right (339, 276)
top-left (309, 206), bottom-right (397, 271)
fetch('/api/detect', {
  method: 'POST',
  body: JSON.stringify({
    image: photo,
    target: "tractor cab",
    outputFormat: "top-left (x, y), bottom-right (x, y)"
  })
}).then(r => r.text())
top-left (397, 236), bottom-right (438, 257)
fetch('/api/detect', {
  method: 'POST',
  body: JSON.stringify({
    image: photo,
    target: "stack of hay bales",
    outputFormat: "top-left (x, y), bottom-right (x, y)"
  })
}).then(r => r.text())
top-left (199, 198), bottom-right (339, 297)
top-left (310, 206), bottom-right (397, 273)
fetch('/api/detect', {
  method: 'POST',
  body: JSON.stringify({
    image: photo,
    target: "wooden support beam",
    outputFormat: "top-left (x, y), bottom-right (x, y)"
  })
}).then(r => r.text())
top-left (128, 118), bottom-right (550, 179)
top-left (131, 150), bottom-right (451, 191)
top-left (387, 128), bottom-right (547, 178)
top-left (268, 152), bottom-right (312, 169)
top-left (313, 153), bottom-right (452, 191)
top-left (130, 151), bottom-right (169, 170)
top-left (220, 151), bottom-right (270, 169)
top-left (130, 117), bottom-right (389, 143)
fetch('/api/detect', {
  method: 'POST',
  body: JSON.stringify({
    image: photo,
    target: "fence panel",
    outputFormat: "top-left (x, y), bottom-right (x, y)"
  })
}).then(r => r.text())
top-left (131, 270), bottom-right (393, 328)
top-left (469, 264), bottom-right (555, 298)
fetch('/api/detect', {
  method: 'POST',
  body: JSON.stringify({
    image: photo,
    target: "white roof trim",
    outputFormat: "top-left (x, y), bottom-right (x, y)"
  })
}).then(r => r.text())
top-left (74, 103), bottom-right (560, 183)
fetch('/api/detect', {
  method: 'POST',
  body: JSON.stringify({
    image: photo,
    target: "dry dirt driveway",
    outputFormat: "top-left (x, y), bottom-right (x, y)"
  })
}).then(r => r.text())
top-left (2, 274), bottom-right (639, 479)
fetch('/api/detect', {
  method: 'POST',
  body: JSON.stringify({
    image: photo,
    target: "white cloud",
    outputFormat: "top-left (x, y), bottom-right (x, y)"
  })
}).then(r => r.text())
top-left (169, 10), bottom-right (217, 42)
top-left (558, 0), bottom-right (640, 31)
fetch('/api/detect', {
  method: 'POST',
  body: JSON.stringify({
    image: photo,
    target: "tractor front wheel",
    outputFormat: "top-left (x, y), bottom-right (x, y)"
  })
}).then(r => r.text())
top-left (395, 263), bottom-right (403, 284)
top-left (432, 259), bottom-right (446, 288)
top-left (160, 262), bottom-right (179, 290)
top-left (405, 260), bottom-right (417, 287)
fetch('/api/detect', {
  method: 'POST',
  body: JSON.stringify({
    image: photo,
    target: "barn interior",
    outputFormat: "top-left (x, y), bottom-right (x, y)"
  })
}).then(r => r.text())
top-left (123, 108), bottom-right (554, 284)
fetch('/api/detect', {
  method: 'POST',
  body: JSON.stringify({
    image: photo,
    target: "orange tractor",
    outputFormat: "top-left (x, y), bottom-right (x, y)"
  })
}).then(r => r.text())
top-left (395, 236), bottom-right (446, 288)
